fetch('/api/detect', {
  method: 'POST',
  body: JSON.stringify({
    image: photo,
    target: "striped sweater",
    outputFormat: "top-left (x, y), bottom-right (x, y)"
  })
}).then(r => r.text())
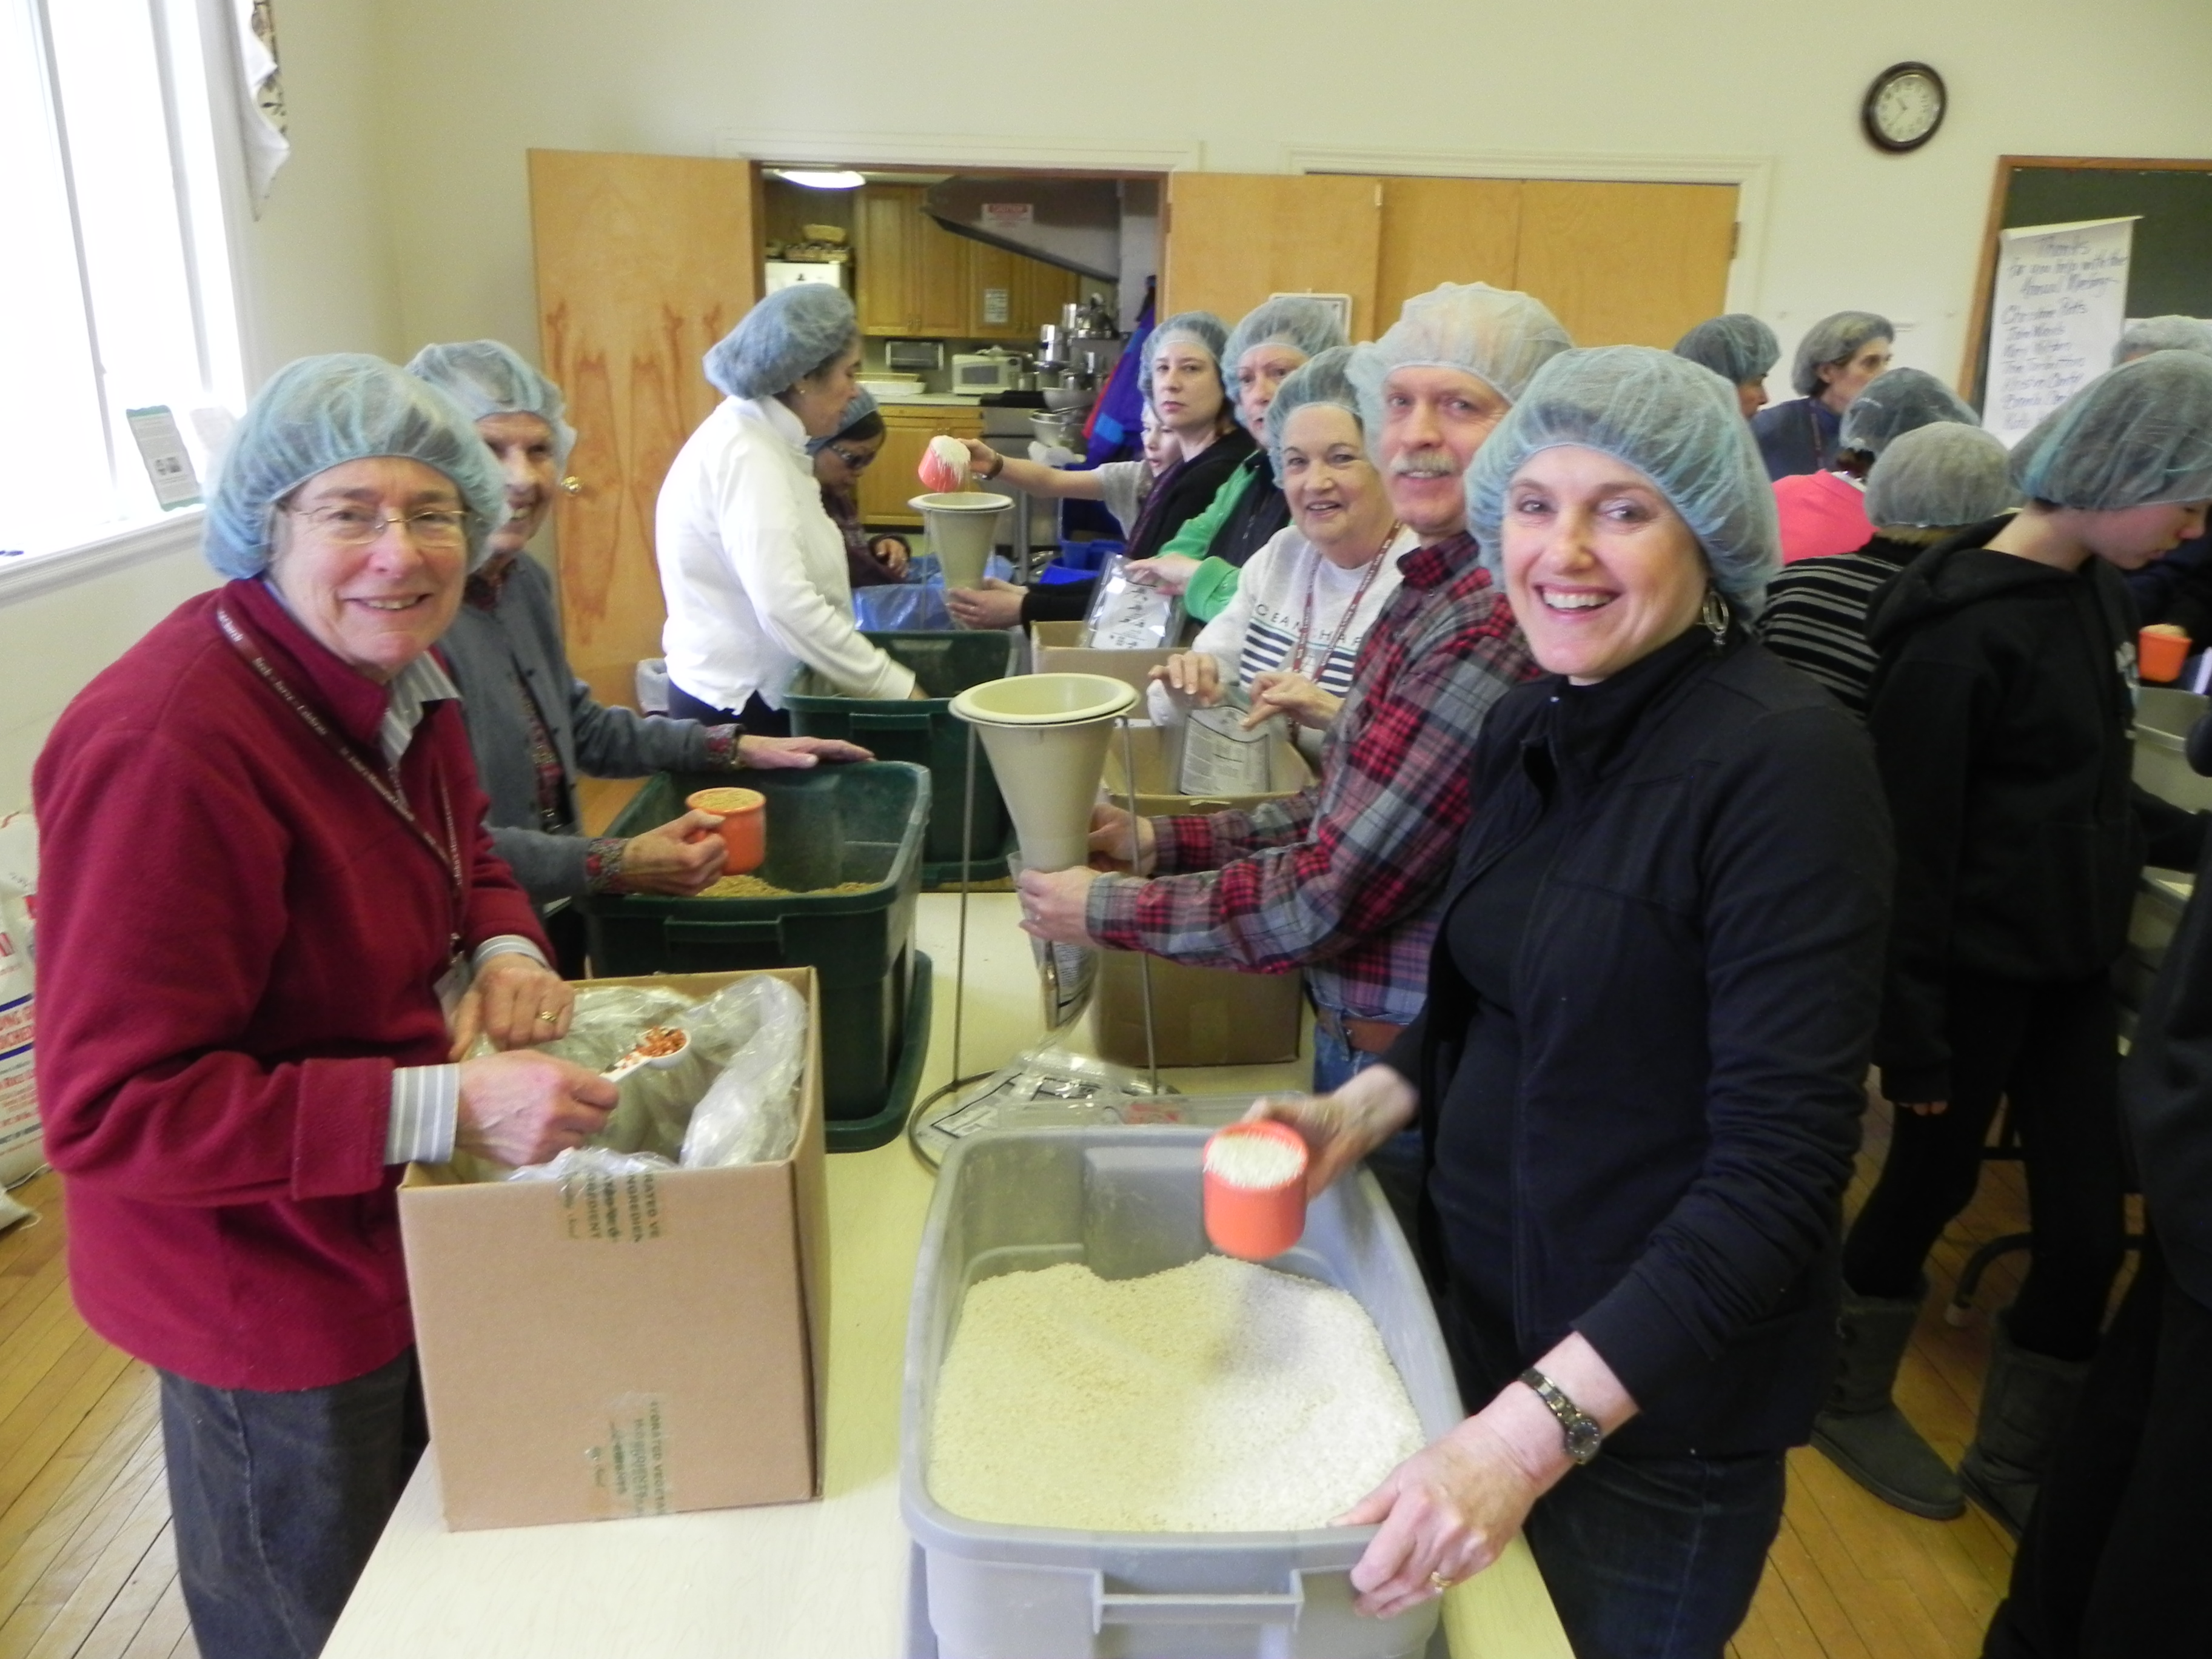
top-left (1754, 536), bottom-right (1920, 717)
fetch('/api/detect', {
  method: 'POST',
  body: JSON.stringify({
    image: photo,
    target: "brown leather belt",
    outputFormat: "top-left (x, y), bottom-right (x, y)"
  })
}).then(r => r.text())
top-left (1315, 1007), bottom-right (1406, 1056)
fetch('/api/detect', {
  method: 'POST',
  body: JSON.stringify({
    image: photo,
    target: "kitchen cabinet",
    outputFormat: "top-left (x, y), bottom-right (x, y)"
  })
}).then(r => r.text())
top-left (863, 404), bottom-right (984, 526)
top-left (857, 184), bottom-right (1084, 340)
top-left (966, 240), bottom-right (1082, 340)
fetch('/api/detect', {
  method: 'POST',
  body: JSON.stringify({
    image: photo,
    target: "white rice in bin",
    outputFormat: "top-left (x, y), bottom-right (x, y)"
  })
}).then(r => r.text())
top-left (928, 1255), bottom-right (1425, 1532)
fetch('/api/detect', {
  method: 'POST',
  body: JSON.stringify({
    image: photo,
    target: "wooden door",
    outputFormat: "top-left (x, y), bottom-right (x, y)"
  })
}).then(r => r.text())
top-left (1513, 180), bottom-right (1737, 347)
top-left (1375, 177), bottom-right (1524, 329)
top-left (530, 150), bottom-right (762, 710)
top-left (1162, 173), bottom-right (1383, 340)
top-left (856, 186), bottom-right (916, 334)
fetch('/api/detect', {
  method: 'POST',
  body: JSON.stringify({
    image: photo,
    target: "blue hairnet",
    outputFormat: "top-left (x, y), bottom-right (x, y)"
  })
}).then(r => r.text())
top-left (404, 339), bottom-right (577, 468)
top-left (702, 284), bottom-right (859, 400)
top-left (806, 389), bottom-right (880, 457)
top-left (1263, 346), bottom-right (1362, 484)
top-left (1789, 310), bottom-right (1893, 397)
top-left (1222, 297), bottom-right (1349, 417)
top-left (1864, 423), bottom-right (2017, 529)
top-left (2009, 350), bottom-right (2212, 511)
top-left (204, 354), bottom-right (506, 580)
top-left (1466, 346), bottom-right (1779, 614)
top-left (2113, 315), bottom-right (2212, 366)
top-left (1837, 368), bottom-right (1979, 457)
top-left (1347, 283), bottom-right (1573, 443)
top-left (1143, 311), bottom-right (1228, 387)
top-left (1672, 315), bottom-right (1780, 387)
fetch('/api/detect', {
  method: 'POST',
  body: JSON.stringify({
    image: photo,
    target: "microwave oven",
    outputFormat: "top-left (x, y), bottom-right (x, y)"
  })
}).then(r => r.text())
top-left (950, 354), bottom-right (1023, 394)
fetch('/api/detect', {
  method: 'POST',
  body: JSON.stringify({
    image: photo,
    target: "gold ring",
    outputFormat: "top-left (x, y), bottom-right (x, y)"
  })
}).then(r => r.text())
top-left (1428, 1571), bottom-right (1455, 1594)
top-left (536, 1011), bottom-right (558, 1022)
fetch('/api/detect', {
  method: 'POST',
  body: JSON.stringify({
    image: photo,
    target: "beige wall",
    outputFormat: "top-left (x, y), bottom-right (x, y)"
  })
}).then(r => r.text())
top-left (374, 0), bottom-right (2212, 388)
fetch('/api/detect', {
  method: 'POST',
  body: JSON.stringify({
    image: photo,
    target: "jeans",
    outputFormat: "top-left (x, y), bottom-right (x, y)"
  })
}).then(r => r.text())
top-left (160, 1350), bottom-right (426, 1659)
top-left (1983, 1238), bottom-right (2212, 1659)
top-left (665, 680), bottom-right (791, 736)
top-left (1843, 970), bottom-right (2125, 1361)
top-left (1439, 1290), bottom-right (1785, 1659)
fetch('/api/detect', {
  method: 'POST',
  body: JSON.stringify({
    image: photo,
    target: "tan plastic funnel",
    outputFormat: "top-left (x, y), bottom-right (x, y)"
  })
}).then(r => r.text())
top-left (910, 492), bottom-right (1011, 589)
top-left (949, 674), bottom-right (1138, 872)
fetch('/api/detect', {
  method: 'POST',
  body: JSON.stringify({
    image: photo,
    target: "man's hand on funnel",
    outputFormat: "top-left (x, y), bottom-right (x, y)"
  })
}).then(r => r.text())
top-left (1087, 803), bottom-right (1157, 875)
top-left (1016, 866), bottom-right (1102, 945)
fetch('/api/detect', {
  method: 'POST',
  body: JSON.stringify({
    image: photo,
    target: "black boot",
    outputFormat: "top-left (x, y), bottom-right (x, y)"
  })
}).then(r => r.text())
top-left (1960, 1310), bottom-right (2090, 1540)
top-left (1811, 1282), bottom-right (1965, 1519)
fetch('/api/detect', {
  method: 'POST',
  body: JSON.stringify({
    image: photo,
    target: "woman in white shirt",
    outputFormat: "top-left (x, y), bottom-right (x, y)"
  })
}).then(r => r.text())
top-left (657, 284), bottom-right (922, 731)
top-left (1149, 347), bottom-right (1412, 759)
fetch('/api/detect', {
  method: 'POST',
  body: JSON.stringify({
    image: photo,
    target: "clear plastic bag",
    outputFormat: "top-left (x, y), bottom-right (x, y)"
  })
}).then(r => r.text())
top-left (679, 976), bottom-right (809, 1168)
top-left (508, 1146), bottom-right (677, 1182)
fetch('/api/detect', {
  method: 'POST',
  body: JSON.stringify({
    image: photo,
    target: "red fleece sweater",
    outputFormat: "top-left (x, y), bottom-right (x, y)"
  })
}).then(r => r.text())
top-left (33, 579), bottom-right (545, 1390)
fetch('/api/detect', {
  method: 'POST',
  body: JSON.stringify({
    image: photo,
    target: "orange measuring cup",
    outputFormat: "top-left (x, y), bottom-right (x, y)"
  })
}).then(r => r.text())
top-left (1202, 1121), bottom-right (1310, 1260)
top-left (2140, 625), bottom-right (2191, 685)
top-left (686, 786), bottom-right (767, 874)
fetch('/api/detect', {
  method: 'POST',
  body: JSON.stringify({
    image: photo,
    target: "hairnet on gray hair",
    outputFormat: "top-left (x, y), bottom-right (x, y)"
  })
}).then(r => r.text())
top-left (204, 354), bottom-right (506, 580)
top-left (806, 389), bottom-right (880, 457)
top-left (1672, 314), bottom-right (1780, 387)
top-left (405, 339), bottom-right (577, 468)
top-left (1222, 297), bottom-right (1349, 417)
top-left (1262, 346), bottom-right (1362, 484)
top-left (702, 284), bottom-right (860, 400)
top-left (1864, 422), bottom-right (2016, 529)
top-left (1790, 310), bottom-right (1894, 397)
top-left (1466, 346), bottom-right (1780, 614)
top-left (1837, 367), bottom-right (1979, 458)
top-left (2113, 315), bottom-right (2212, 366)
top-left (2009, 349), bottom-right (2212, 511)
top-left (1348, 284), bottom-right (1573, 444)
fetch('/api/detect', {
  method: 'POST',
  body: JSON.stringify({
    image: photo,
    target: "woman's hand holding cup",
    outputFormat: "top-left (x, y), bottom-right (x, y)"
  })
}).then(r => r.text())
top-left (1244, 1065), bottom-right (1418, 1198)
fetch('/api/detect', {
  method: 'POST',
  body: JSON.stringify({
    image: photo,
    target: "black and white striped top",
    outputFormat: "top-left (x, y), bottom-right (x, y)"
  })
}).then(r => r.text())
top-left (1755, 538), bottom-right (1920, 718)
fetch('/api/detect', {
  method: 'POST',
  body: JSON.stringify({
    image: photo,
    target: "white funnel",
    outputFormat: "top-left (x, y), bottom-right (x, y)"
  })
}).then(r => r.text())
top-left (950, 674), bottom-right (1138, 871)
top-left (910, 492), bottom-right (1011, 589)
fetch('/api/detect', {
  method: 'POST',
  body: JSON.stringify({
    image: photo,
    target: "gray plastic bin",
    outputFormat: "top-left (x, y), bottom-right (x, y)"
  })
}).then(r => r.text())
top-left (900, 1126), bottom-right (1463, 1659)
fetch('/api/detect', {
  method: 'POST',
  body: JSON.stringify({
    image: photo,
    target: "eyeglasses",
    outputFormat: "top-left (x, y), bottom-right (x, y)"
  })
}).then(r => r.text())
top-left (287, 504), bottom-right (472, 547)
top-left (826, 444), bottom-right (877, 471)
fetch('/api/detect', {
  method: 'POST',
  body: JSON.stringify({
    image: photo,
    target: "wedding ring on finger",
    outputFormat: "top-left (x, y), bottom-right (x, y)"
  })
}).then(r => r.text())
top-left (536, 1011), bottom-right (559, 1023)
top-left (1427, 1571), bottom-right (1456, 1594)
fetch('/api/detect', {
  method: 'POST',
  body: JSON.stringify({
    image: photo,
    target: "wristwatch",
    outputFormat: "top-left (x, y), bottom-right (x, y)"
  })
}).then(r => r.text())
top-left (1520, 1369), bottom-right (1603, 1465)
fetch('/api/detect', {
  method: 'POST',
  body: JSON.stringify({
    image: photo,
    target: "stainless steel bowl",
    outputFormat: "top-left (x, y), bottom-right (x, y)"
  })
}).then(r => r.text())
top-left (1041, 384), bottom-right (1094, 412)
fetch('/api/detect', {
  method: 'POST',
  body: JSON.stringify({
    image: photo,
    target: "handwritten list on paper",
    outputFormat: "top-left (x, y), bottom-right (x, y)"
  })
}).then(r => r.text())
top-left (1985, 217), bottom-right (2137, 446)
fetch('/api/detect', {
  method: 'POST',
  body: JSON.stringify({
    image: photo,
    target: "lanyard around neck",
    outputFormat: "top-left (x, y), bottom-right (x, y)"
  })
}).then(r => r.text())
top-left (1290, 524), bottom-right (1396, 682)
top-left (215, 606), bottom-right (465, 942)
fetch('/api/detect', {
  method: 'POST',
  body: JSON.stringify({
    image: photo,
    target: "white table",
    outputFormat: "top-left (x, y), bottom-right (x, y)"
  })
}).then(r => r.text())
top-left (323, 895), bottom-right (1570, 1658)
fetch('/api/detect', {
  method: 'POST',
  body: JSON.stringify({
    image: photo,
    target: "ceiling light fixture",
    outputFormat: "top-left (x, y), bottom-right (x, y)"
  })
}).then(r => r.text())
top-left (770, 168), bottom-right (866, 190)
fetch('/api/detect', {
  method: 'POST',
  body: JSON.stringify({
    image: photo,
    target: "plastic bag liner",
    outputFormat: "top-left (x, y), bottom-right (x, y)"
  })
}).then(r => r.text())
top-left (495, 978), bottom-right (809, 1178)
top-left (851, 553), bottom-right (1014, 633)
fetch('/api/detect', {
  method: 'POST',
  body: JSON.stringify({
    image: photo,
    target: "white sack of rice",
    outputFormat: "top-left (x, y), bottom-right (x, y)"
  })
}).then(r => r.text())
top-left (927, 1254), bottom-right (1424, 1532)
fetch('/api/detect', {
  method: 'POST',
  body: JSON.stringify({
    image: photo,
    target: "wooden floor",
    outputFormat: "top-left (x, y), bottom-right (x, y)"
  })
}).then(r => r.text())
top-left (0, 1085), bottom-right (2072, 1659)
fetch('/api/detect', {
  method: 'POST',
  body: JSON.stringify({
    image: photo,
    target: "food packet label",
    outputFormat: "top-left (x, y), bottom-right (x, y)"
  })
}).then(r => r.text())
top-left (1178, 706), bottom-right (1277, 797)
top-left (556, 1169), bottom-right (665, 1243)
top-left (583, 1393), bottom-right (672, 1518)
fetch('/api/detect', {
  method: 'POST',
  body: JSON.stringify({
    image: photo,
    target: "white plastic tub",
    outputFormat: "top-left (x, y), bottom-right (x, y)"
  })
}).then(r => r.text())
top-left (900, 1125), bottom-right (1463, 1659)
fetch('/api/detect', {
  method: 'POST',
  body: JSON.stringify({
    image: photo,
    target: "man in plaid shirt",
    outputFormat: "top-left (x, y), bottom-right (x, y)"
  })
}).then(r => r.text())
top-left (1019, 283), bottom-right (1572, 1090)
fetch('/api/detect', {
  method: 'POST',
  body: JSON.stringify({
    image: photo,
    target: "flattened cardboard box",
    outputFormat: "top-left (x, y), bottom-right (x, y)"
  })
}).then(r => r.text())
top-left (400, 968), bottom-right (830, 1531)
top-left (1090, 737), bottom-right (1309, 1068)
top-left (1028, 619), bottom-right (1174, 699)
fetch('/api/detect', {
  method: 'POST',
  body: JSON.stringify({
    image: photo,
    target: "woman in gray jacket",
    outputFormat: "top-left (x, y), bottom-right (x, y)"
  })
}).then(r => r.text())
top-left (407, 342), bottom-right (866, 968)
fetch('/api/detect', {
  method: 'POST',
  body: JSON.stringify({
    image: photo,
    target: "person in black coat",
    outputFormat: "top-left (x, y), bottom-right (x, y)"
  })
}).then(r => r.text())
top-left (1817, 349), bottom-right (2212, 1537)
top-left (1253, 348), bottom-right (1891, 1659)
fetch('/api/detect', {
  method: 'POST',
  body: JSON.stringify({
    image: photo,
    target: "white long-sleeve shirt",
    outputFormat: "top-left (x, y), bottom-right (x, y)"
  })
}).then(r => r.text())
top-left (657, 395), bottom-right (916, 711)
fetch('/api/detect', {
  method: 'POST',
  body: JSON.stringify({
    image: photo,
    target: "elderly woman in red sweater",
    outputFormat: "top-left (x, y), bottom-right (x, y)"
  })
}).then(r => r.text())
top-left (33, 355), bottom-right (619, 1659)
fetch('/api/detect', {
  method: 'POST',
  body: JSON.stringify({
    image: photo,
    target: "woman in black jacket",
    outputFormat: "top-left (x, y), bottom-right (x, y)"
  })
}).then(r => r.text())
top-left (1817, 349), bottom-right (2212, 1535)
top-left (1255, 348), bottom-right (1891, 1659)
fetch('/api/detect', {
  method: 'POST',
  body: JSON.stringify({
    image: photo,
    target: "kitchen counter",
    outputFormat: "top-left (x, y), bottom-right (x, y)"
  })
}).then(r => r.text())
top-left (322, 895), bottom-right (1570, 1659)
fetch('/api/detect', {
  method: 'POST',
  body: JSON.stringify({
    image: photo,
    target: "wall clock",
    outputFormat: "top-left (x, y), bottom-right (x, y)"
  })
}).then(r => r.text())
top-left (1864, 62), bottom-right (1946, 152)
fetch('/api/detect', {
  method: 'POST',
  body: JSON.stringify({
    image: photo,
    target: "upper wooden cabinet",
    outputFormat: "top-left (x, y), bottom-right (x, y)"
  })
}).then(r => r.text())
top-left (855, 184), bottom-right (1083, 340)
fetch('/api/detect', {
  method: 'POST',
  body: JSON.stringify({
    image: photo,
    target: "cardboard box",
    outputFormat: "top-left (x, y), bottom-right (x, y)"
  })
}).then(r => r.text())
top-left (1099, 720), bottom-right (1314, 819)
top-left (1029, 619), bottom-right (1174, 698)
top-left (399, 968), bottom-right (829, 1531)
top-left (1088, 745), bottom-right (1310, 1068)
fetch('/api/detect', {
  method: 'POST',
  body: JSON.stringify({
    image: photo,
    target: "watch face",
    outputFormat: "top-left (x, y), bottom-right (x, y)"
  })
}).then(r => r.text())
top-left (1566, 1418), bottom-right (1603, 1464)
top-left (1866, 63), bottom-right (1945, 152)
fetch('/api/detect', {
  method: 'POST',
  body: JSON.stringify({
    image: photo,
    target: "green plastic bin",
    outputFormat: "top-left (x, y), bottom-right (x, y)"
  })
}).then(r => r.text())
top-left (580, 762), bottom-right (930, 1151)
top-left (782, 632), bottom-right (1020, 888)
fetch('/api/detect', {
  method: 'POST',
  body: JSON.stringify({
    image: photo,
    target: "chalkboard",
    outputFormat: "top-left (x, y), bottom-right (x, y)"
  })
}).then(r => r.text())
top-left (1962, 157), bottom-right (2212, 405)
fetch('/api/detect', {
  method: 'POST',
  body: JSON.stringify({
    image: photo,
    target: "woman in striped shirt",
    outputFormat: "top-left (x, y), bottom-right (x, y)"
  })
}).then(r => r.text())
top-left (1147, 347), bottom-right (1413, 761)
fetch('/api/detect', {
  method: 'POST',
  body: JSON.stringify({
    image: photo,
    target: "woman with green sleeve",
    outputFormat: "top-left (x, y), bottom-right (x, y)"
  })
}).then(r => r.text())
top-left (1134, 296), bottom-right (1349, 622)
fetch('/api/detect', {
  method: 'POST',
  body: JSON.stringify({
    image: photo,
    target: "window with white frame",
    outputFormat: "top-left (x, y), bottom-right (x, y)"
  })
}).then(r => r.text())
top-left (1, 0), bottom-right (243, 560)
